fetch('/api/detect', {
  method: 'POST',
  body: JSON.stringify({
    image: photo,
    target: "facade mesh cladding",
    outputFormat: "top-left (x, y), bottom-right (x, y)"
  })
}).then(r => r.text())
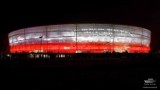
top-left (8, 24), bottom-right (151, 53)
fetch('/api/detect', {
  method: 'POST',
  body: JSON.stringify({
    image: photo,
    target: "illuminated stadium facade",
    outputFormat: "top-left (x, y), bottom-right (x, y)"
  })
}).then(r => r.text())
top-left (8, 24), bottom-right (151, 53)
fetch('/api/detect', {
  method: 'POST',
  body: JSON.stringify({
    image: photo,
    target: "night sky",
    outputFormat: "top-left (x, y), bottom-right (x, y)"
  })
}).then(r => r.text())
top-left (0, 0), bottom-right (160, 52)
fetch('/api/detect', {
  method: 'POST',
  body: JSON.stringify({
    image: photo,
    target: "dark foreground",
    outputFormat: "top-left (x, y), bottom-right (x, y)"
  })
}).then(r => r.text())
top-left (0, 54), bottom-right (160, 89)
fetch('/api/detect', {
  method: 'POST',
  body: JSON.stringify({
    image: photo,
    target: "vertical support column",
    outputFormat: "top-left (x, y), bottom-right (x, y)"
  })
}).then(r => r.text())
top-left (93, 24), bottom-right (95, 53)
top-left (46, 26), bottom-right (48, 53)
top-left (141, 28), bottom-right (144, 53)
top-left (149, 31), bottom-right (151, 53)
top-left (112, 25), bottom-right (115, 53)
top-left (58, 25), bottom-right (60, 54)
top-left (41, 36), bottom-right (42, 53)
top-left (76, 24), bottom-right (78, 53)
top-left (8, 36), bottom-right (11, 53)
top-left (24, 28), bottom-right (26, 53)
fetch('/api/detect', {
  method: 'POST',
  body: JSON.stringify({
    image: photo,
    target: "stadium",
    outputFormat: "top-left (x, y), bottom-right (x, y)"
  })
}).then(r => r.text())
top-left (8, 24), bottom-right (151, 53)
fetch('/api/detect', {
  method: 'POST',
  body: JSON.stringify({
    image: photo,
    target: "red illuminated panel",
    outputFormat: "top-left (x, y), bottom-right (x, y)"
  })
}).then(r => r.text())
top-left (10, 42), bottom-right (150, 53)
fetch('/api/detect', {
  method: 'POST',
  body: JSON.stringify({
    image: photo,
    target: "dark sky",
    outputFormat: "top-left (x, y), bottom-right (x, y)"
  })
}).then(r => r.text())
top-left (0, 0), bottom-right (160, 52)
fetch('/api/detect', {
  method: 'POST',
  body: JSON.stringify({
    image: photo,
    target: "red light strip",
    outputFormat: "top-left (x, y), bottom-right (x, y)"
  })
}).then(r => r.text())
top-left (10, 42), bottom-right (150, 53)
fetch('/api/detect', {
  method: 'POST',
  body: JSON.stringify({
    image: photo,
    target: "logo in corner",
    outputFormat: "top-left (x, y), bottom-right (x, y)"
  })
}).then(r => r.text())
top-left (143, 78), bottom-right (157, 89)
top-left (144, 78), bottom-right (156, 84)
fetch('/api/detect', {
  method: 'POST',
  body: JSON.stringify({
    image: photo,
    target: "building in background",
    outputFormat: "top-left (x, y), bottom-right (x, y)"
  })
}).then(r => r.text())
top-left (8, 24), bottom-right (151, 53)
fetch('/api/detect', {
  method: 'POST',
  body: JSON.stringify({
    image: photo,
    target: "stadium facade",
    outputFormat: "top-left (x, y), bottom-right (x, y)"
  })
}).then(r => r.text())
top-left (8, 24), bottom-right (151, 53)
